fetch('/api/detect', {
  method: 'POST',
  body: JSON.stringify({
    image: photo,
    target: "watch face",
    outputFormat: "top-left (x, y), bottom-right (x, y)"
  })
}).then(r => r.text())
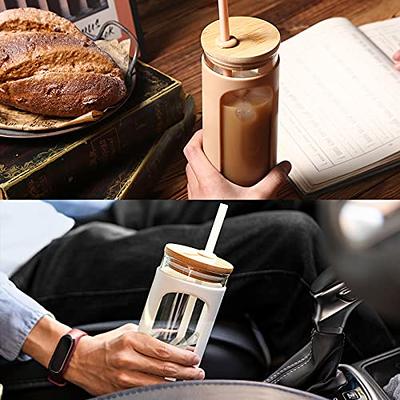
top-left (50, 335), bottom-right (74, 374)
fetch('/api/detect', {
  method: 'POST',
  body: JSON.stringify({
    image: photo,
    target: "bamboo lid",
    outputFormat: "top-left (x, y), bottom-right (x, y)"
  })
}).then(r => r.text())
top-left (201, 16), bottom-right (281, 69)
top-left (165, 244), bottom-right (234, 276)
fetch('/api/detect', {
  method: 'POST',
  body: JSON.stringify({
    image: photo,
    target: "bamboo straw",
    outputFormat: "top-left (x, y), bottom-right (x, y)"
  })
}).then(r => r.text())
top-left (218, 0), bottom-right (231, 43)
top-left (217, 0), bottom-right (233, 76)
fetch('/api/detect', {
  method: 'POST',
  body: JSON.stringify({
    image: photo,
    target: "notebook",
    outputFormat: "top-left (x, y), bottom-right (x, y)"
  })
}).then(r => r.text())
top-left (278, 17), bottom-right (400, 196)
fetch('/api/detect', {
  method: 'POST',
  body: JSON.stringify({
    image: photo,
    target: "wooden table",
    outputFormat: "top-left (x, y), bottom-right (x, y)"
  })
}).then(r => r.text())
top-left (139, 0), bottom-right (400, 199)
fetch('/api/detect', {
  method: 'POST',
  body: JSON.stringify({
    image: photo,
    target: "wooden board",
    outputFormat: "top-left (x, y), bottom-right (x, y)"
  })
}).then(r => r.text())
top-left (139, 0), bottom-right (400, 199)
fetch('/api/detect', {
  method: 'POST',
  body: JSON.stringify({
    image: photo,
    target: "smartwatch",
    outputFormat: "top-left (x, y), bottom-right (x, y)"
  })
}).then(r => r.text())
top-left (48, 329), bottom-right (88, 387)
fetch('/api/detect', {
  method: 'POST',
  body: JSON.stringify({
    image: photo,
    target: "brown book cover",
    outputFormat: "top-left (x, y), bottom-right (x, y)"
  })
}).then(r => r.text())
top-left (73, 96), bottom-right (195, 199)
top-left (0, 62), bottom-right (185, 199)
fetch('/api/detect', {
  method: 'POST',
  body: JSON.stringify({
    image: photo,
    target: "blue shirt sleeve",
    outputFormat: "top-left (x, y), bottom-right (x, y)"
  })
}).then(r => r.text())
top-left (0, 273), bottom-right (53, 362)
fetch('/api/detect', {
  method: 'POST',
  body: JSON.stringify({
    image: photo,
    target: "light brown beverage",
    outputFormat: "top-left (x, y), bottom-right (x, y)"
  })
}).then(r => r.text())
top-left (221, 85), bottom-right (277, 186)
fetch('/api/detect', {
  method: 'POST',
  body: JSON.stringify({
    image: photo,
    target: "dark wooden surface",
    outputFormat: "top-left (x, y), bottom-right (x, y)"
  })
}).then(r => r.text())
top-left (139, 0), bottom-right (400, 200)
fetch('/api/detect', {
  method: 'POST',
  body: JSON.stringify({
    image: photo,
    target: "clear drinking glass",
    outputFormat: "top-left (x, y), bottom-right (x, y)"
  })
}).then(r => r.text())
top-left (139, 245), bottom-right (232, 354)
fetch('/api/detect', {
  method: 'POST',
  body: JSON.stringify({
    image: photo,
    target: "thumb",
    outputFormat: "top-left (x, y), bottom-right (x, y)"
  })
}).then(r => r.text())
top-left (253, 161), bottom-right (292, 199)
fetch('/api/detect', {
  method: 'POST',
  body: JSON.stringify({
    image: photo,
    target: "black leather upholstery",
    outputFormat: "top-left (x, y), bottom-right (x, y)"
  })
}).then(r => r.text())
top-left (0, 318), bottom-right (270, 400)
top-left (265, 330), bottom-right (345, 392)
top-left (90, 380), bottom-right (327, 400)
top-left (265, 269), bottom-right (360, 396)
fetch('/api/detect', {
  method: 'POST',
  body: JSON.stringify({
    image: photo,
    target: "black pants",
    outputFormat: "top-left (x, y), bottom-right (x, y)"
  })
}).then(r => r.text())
top-left (11, 202), bottom-right (397, 366)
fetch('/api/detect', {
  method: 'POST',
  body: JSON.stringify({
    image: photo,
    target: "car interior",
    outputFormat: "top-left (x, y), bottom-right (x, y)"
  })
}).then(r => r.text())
top-left (1, 200), bottom-right (399, 400)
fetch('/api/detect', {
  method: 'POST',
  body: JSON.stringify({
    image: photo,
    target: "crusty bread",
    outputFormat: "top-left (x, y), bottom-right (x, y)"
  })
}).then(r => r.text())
top-left (0, 8), bottom-right (128, 118)
top-left (0, 8), bottom-right (87, 39)
top-left (0, 72), bottom-right (127, 118)
top-left (0, 33), bottom-right (123, 83)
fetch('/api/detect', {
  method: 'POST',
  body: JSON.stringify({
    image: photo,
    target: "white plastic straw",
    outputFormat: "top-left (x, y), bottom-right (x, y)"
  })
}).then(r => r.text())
top-left (205, 204), bottom-right (229, 254)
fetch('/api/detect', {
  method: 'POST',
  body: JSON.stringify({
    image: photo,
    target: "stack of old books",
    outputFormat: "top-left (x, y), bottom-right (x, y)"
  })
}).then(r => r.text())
top-left (0, 62), bottom-right (195, 199)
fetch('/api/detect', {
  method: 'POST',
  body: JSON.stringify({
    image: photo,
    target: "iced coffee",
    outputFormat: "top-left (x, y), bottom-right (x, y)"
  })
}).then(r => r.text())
top-left (221, 85), bottom-right (277, 186)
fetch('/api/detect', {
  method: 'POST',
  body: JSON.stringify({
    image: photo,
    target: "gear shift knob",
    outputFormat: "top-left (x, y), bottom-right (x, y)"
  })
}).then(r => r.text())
top-left (266, 269), bottom-right (361, 394)
top-left (311, 269), bottom-right (361, 334)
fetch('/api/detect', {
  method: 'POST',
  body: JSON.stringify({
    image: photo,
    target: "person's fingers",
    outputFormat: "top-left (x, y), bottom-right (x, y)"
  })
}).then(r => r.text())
top-left (131, 353), bottom-right (205, 380)
top-left (253, 161), bottom-right (292, 198)
top-left (395, 62), bottom-right (400, 71)
top-left (183, 130), bottom-right (221, 181)
top-left (186, 163), bottom-right (198, 187)
top-left (97, 323), bottom-right (138, 341)
top-left (119, 324), bottom-right (139, 333)
top-left (131, 333), bottom-right (200, 367)
top-left (186, 164), bottom-right (198, 199)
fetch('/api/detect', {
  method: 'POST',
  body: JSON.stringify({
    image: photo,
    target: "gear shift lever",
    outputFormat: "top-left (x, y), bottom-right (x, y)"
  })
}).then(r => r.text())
top-left (266, 269), bottom-right (361, 394)
top-left (312, 269), bottom-right (361, 335)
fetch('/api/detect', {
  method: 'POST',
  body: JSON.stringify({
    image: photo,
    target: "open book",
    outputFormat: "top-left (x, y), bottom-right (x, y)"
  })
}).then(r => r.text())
top-left (278, 17), bottom-right (400, 196)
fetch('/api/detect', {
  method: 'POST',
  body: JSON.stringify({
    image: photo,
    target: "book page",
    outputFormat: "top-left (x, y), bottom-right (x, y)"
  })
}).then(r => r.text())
top-left (278, 18), bottom-right (400, 194)
top-left (360, 17), bottom-right (400, 60)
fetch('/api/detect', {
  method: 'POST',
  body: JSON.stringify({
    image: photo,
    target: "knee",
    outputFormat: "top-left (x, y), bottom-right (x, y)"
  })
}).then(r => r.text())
top-left (67, 221), bottom-right (132, 248)
top-left (250, 210), bottom-right (324, 264)
top-left (274, 211), bottom-right (326, 278)
top-left (249, 210), bottom-right (321, 241)
top-left (224, 210), bottom-right (322, 255)
top-left (274, 211), bottom-right (323, 252)
top-left (283, 211), bottom-right (321, 240)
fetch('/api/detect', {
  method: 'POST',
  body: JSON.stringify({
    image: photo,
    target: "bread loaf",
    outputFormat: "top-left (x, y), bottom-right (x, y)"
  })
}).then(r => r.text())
top-left (0, 72), bottom-right (127, 118)
top-left (0, 8), bottom-right (128, 118)
top-left (0, 8), bottom-right (87, 39)
top-left (0, 33), bottom-right (122, 83)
